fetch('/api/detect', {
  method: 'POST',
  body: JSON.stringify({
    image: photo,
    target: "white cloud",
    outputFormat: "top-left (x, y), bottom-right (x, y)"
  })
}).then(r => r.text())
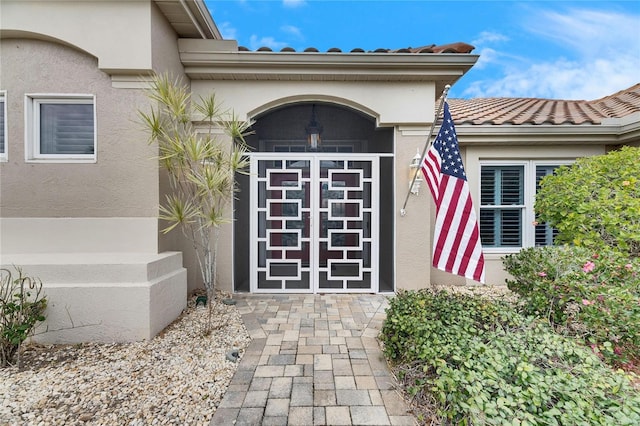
top-left (472, 31), bottom-right (509, 46)
top-left (281, 25), bottom-right (303, 39)
top-left (464, 6), bottom-right (640, 99)
top-left (249, 34), bottom-right (288, 51)
top-left (472, 47), bottom-right (515, 70)
top-left (283, 0), bottom-right (305, 8)
top-left (218, 21), bottom-right (237, 40)
top-left (463, 56), bottom-right (638, 100)
top-left (523, 8), bottom-right (637, 59)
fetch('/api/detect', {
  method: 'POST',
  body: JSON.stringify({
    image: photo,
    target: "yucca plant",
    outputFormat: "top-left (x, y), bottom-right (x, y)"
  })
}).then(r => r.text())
top-left (1, 267), bottom-right (47, 368)
top-left (139, 74), bottom-right (251, 334)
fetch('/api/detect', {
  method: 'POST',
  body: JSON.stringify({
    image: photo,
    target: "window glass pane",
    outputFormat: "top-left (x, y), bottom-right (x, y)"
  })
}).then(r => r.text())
top-left (480, 168), bottom-right (496, 205)
top-left (479, 209), bottom-right (495, 246)
top-left (535, 222), bottom-right (559, 246)
top-left (40, 103), bottom-right (94, 155)
top-left (481, 166), bottom-right (523, 206)
top-left (0, 98), bottom-right (5, 154)
top-left (535, 165), bottom-right (559, 246)
top-left (500, 168), bottom-right (524, 205)
top-left (480, 208), bottom-right (522, 247)
top-left (501, 209), bottom-right (522, 246)
top-left (480, 165), bottom-right (524, 247)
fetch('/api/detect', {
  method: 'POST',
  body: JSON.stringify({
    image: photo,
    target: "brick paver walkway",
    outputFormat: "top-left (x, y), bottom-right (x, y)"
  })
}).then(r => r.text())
top-left (210, 294), bottom-right (416, 426)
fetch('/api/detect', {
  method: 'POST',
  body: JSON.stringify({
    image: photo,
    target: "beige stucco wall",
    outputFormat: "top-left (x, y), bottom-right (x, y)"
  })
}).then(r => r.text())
top-left (0, 38), bottom-right (158, 220)
top-left (394, 127), bottom-right (433, 290)
top-left (0, 5), bottom-right (193, 342)
top-left (190, 80), bottom-right (436, 127)
top-left (1, 0), bottom-right (154, 72)
top-left (150, 1), bottom-right (185, 78)
top-left (149, 1), bottom-right (194, 262)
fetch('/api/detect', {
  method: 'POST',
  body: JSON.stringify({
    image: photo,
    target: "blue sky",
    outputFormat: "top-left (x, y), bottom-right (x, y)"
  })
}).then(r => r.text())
top-left (205, 1), bottom-right (640, 100)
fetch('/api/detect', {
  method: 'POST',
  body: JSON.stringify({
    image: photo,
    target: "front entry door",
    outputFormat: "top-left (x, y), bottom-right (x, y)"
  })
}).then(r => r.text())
top-left (250, 155), bottom-right (379, 293)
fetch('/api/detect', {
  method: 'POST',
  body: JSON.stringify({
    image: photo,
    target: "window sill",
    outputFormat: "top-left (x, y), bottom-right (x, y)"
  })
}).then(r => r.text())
top-left (482, 248), bottom-right (522, 260)
top-left (25, 158), bottom-right (97, 164)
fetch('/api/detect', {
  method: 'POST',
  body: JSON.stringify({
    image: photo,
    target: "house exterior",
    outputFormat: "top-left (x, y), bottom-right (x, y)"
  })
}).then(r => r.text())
top-left (451, 90), bottom-right (640, 284)
top-left (1, 0), bottom-right (638, 343)
top-left (0, 0), bottom-right (216, 342)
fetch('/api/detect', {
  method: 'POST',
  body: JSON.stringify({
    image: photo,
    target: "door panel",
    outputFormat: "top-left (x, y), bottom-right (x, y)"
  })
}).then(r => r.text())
top-left (251, 155), bottom-right (378, 293)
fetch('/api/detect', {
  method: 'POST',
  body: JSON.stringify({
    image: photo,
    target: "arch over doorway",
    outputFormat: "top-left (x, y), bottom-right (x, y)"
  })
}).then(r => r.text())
top-left (233, 102), bottom-right (395, 293)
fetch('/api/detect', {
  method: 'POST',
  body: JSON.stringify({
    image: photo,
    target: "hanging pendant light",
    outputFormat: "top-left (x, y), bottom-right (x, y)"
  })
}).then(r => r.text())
top-left (306, 104), bottom-right (323, 152)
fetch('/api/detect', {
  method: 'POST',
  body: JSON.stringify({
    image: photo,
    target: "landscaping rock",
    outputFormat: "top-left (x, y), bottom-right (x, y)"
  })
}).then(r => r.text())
top-left (0, 295), bottom-right (250, 425)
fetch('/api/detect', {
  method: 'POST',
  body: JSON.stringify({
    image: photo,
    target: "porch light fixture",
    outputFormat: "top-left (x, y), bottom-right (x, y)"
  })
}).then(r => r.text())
top-left (409, 149), bottom-right (423, 195)
top-left (306, 105), bottom-right (323, 151)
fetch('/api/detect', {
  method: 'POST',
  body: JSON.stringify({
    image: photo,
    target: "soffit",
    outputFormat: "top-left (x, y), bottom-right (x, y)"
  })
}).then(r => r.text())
top-left (154, 0), bottom-right (220, 39)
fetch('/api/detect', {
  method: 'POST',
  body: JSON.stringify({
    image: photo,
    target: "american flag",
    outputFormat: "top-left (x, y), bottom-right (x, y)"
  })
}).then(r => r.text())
top-left (422, 102), bottom-right (485, 283)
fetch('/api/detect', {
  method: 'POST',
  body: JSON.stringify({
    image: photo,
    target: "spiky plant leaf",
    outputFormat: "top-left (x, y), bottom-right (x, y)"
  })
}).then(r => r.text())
top-left (139, 74), bottom-right (253, 326)
top-left (204, 206), bottom-right (231, 228)
top-left (159, 195), bottom-right (199, 233)
top-left (222, 112), bottom-right (255, 141)
top-left (195, 93), bottom-right (225, 122)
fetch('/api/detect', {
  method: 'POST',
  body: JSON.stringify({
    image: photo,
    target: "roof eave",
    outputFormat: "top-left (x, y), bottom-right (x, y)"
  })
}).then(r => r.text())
top-left (187, 0), bottom-right (221, 39)
top-left (179, 41), bottom-right (478, 92)
top-left (154, 0), bottom-right (220, 39)
top-left (455, 123), bottom-right (640, 146)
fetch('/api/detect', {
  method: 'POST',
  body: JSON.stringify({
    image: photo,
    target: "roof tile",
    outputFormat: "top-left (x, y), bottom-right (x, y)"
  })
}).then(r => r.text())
top-left (449, 83), bottom-right (640, 125)
top-left (236, 42), bottom-right (475, 55)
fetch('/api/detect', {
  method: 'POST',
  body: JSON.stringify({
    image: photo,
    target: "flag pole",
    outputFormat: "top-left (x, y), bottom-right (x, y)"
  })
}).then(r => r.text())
top-left (400, 84), bottom-right (451, 217)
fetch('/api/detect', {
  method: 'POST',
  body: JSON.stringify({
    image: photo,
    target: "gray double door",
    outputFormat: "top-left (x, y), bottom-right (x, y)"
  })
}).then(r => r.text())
top-left (250, 154), bottom-right (379, 293)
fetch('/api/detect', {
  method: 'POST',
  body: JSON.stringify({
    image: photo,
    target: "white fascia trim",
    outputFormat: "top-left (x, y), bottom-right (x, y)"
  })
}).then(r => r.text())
top-left (398, 125), bottom-right (431, 136)
top-left (178, 42), bottom-right (479, 82)
top-left (110, 75), bottom-right (155, 89)
top-left (455, 123), bottom-right (636, 145)
top-left (167, 0), bottom-right (220, 39)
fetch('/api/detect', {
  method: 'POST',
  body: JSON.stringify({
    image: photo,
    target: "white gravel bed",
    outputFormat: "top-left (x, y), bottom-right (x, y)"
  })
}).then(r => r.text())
top-left (0, 294), bottom-right (250, 426)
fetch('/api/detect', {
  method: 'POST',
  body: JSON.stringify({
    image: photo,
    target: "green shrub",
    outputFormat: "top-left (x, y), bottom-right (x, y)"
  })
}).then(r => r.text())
top-left (381, 290), bottom-right (640, 425)
top-left (535, 146), bottom-right (640, 257)
top-left (504, 246), bottom-right (640, 368)
top-left (1, 267), bottom-right (47, 367)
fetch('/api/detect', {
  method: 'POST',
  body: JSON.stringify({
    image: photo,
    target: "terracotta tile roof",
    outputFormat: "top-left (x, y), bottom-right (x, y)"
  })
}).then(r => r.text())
top-left (238, 42), bottom-right (475, 54)
top-left (448, 83), bottom-right (640, 125)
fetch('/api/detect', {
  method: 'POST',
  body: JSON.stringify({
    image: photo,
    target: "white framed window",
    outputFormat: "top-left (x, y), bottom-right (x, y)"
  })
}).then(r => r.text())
top-left (479, 160), bottom-right (571, 252)
top-left (0, 91), bottom-right (6, 161)
top-left (25, 94), bottom-right (96, 162)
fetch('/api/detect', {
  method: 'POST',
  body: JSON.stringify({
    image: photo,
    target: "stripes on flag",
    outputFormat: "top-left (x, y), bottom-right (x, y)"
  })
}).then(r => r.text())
top-left (421, 102), bottom-right (486, 283)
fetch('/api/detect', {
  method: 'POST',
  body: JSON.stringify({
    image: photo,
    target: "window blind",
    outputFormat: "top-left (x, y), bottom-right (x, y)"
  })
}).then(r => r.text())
top-left (39, 103), bottom-right (94, 155)
top-left (480, 166), bottom-right (524, 247)
top-left (535, 165), bottom-right (560, 246)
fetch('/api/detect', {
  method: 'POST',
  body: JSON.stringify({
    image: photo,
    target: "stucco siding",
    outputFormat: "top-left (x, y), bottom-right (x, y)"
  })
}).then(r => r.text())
top-left (5, 252), bottom-right (188, 343)
top-left (190, 80), bottom-right (436, 126)
top-left (150, 1), bottom-right (185, 78)
top-left (148, 2), bottom-right (192, 256)
top-left (1, 0), bottom-right (154, 72)
top-left (0, 38), bottom-right (158, 218)
top-left (0, 217), bottom-right (158, 254)
top-left (394, 128), bottom-right (432, 290)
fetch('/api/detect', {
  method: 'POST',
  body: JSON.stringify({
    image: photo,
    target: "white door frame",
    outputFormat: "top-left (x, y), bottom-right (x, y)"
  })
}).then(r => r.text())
top-left (249, 153), bottom-right (380, 293)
